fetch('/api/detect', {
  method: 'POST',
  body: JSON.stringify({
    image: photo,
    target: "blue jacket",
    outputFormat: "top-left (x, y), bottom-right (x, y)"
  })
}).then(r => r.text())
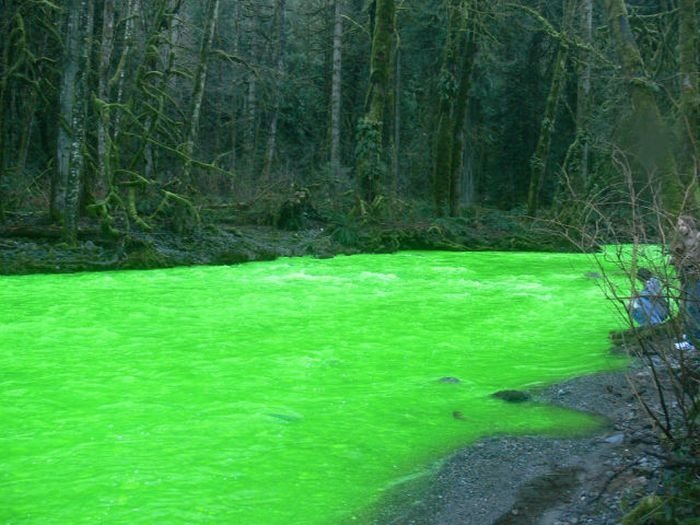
top-left (629, 277), bottom-right (669, 326)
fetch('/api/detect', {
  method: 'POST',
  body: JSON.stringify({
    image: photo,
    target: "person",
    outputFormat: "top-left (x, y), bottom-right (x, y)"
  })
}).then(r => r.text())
top-left (671, 215), bottom-right (700, 341)
top-left (628, 267), bottom-right (669, 326)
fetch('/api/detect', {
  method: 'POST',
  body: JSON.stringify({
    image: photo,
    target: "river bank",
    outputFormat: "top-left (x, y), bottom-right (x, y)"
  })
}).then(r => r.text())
top-left (367, 341), bottom-right (698, 525)
top-left (0, 212), bottom-right (578, 275)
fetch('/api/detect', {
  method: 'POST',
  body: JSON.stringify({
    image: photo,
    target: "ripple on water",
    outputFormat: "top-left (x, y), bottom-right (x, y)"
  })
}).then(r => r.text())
top-left (0, 251), bottom-right (628, 524)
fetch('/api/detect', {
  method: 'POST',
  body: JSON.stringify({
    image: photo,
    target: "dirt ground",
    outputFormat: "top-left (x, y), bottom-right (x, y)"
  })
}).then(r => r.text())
top-left (368, 346), bottom-right (690, 525)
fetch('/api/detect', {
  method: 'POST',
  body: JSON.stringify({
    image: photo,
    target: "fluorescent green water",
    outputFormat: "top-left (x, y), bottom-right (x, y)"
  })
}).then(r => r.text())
top-left (0, 251), bottom-right (627, 524)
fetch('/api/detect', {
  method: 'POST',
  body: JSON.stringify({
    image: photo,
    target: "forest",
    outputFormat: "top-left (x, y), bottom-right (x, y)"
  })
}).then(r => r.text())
top-left (0, 0), bottom-right (696, 252)
top-left (1, 1), bottom-right (700, 522)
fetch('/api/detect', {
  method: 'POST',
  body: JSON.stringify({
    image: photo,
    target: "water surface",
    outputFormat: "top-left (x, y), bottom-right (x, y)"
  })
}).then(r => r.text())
top-left (0, 251), bottom-right (627, 524)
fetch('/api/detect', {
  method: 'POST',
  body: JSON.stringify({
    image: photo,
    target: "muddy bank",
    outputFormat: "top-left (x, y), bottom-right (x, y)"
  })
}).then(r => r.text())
top-left (0, 225), bottom-right (321, 275)
top-left (0, 215), bottom-right (578, 276)
top-left (365, 352), bottom-right (685, 525)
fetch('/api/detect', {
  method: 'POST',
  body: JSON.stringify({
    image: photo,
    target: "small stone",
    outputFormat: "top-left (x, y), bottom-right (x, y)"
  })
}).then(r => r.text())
top-left (605, 433), bottom-right (625, 445)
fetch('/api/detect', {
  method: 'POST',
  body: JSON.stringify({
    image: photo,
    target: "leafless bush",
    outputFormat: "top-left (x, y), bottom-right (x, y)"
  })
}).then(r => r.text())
top-left (551, 149), bottom-right (700, 452)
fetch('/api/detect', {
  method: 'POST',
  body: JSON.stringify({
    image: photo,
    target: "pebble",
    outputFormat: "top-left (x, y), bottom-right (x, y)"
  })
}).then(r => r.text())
top-left (604, 433), bottom-right (625, 445)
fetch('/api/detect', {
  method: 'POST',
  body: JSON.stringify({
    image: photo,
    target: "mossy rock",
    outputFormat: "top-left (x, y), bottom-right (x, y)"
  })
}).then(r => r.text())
top-left (492, 390), bottom-right (531, 402)
top-left (212, 248), bottom-right (253, 265)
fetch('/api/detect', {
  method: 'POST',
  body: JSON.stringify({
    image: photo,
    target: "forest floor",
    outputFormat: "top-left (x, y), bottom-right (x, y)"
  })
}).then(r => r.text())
top-left (368, 338), bottom-right (699, 525)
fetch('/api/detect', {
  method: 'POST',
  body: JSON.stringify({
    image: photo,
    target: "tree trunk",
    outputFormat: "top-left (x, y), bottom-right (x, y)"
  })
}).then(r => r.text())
top-left (527, 36), bottom-right (568, 217)
top-left (330, 0), bottom-right (344, 181)
top-left (392, 42), bottom-right (401, 196)
top-left (244, 5), bottom-right (260, 180)
top-left (96, 0), bottom-right (116, 202)
top-left (449, 26), bottom-right (478, 216)
top-left (356, 0), bottom-right (395, 204)
top-left (56, 0), bottom-right (95, 243)
top-left (677, 0), bottom-right (698, 189)
top-left (603, 0), bottom-right (685, 216)
top-left (527, 0), bottom-right (574, 218)
top-left (574, 0), bottom-right (592, 192)
top-left (433, 107), bottom-right (454, 217)
top-left (182, 0), bottom-right (220, 186)
top-left (245, 72), bottom-right (257, 172)
top-left (0, 1), bottom-right (10, 222)
top-left (15, 91), bottom-right (36, 188)
top-left (228, 0), bottom-right (243, 176)
top-left (433, 0), bottom-right (475, 217)
top-left (140, 1), bottom-right (182, 185)
top-left (112, 0), bottom-right (136, 142)
top-left (262, 0), bottom-right (287, 183)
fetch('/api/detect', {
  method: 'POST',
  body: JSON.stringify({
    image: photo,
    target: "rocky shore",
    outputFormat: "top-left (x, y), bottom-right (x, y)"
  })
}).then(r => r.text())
top-left (368, 344), bottom-right (697, 525)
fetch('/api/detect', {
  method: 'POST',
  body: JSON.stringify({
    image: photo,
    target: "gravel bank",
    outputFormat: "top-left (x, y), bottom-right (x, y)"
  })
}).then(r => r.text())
top-left (368, 353), bottom-right (679, 525)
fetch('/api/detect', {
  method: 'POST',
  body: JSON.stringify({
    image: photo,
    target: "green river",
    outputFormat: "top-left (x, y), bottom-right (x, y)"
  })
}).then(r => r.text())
top-left (0, 250), bottom-right (629, 524)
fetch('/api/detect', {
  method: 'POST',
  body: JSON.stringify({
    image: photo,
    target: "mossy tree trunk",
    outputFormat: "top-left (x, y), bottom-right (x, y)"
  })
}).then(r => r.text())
top-left (432, 0), bottom-right (460, 217)
top-left (677, 0), bottom-right (698, 191)
top-left (577, 0), bottom-right (592, 188)
top-left (330, 0), bottom-right (344, 182)
top-left (121, 1), bottom-right (183, 232)
top-left (140, 1), bottom-right (182, 185)
top-left (527, 0), bottom-right (572, 218)
top-left (56, 0), bottom-right (94, 244)
top-left (262, 0), bottom-right (287, 183)
top-left (111, 0), bottom-right (136, 142)
top-left (182, 0), bottom-right (220, 187)
top-left (392, 39), bottom-right (401, 196)
top-left (244, 9), bottom-right (260, 181)
top-left (94, 0), bottom-right (115, 219)
top-left (356, 0), bottom-right (394, 205)
top-left (0, 2), bottom-right (12, 222)
top-left (603, 0), bottom-right (685, 216)
top-left (433, 0), bottom-right (478, 217)
top-left (448, 24), bottom-right (478, 216)
top-left (564, 0), bottom-right (593, 198)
